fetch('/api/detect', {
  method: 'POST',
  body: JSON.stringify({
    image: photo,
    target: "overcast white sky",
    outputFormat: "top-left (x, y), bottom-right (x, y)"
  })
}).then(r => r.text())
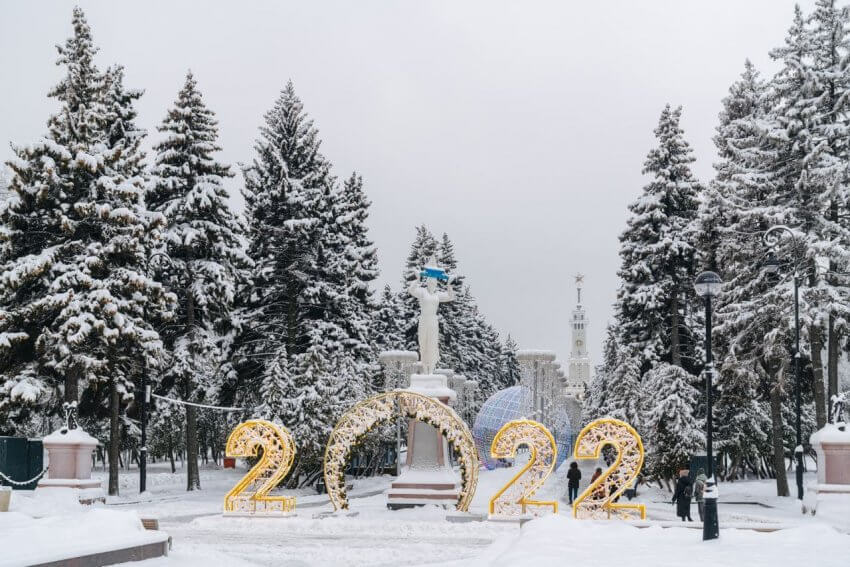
top-left (0, 1), bottom-right (818, 367)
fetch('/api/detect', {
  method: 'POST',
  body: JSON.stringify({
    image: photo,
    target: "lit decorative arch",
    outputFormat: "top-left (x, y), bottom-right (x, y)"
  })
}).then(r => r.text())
top-left (224, 419), bottom-right (297, 514)
top-left (323, 391), bottom-right (479, 511)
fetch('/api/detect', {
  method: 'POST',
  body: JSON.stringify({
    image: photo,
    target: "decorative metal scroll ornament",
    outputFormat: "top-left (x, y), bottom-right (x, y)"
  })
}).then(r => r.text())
top-left (323, 391), bottom-right (479, 511)
top-left (572, 418), bottom-right (646, 520)
top-left (223, 419), bottom-right (297, 515)
top-left (488, 419), bottom-right (558, 517)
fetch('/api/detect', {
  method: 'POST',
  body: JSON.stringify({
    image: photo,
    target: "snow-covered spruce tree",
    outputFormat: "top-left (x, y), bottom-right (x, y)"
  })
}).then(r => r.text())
top-left (373, 285), bottom-right (404, 353)
top-left (334, 172), bottom-right (379, 360)
top-left (800, 0), bottom-right (850, 422)
top-left (0, 12), bottom-right (173, 503)
top-left (640, 363), bottom-right (704, 484)
top-left (436, 233), bottom-right (501, 400)
top-left (704, 60), bottom-right (778, 479)
top-left (605, 345), bottom-right (643, 429)
top-left (582, 324), bottom-right (619, 425)
top-left (499, 335), bottom-right (521, 388)
top-left (0, 7), bottom-right (106, 429)
top-left (371, 285), bottom-right (405, 391)
top-left (707, 47), bottom-right (800, 494)
top-left (0, 168), bottom-right (11, 202)
top-left (237, 81), bottom-right (330, 405)
top-left (616, 105), bottom-right (703, 376)
top-left (148, 71), bottom-right (250, 490)
top-left (237, 82), bottom-right (377, 483)
top-left (713, 355), bottom-right (770, 480)
top-left (581, 369), bottom-right (608, 426)
top-left (34, 17), bottom-right (170, 494)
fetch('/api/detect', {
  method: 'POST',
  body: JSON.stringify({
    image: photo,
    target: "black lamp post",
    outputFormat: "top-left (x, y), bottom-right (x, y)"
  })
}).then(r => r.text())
top-left (762, 226), bottom-right (805, 501)
top-left (694, 270), bottom-right (722, 541)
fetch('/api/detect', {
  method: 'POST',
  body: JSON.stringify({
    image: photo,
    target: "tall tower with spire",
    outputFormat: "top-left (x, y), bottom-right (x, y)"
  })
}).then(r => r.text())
top-left (567, 274), bottom-right (590, 398)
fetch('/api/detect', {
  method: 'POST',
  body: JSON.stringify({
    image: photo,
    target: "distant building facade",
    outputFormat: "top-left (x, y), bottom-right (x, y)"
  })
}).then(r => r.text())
top-left (566, 274), bottom-right (590, 399)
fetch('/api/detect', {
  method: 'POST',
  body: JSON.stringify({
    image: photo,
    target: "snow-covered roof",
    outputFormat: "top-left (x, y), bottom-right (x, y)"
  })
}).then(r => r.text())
top-left (43, 427), bottom-right (99, 447)
top-left (516, 349), bottom-right (556, 361)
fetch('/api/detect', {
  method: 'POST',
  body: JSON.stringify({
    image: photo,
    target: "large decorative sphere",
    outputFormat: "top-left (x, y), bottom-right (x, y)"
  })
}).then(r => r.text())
top-left (472, 386), bottom-right (572, 470)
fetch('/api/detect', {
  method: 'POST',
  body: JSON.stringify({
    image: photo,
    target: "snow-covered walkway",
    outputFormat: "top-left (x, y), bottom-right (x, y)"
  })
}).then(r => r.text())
top-left (83, 460), bottom-right (850, 567)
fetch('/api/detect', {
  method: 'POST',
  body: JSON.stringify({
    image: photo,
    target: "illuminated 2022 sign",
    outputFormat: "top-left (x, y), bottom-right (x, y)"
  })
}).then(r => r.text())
top-left (223, 402), bottom-right (644, 520)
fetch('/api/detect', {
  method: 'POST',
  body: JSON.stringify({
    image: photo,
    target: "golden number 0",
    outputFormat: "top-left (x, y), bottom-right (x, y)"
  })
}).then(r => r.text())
top-left (572, 417), bottom-right (645, 520)
top-left (488, 419), bottom-right (558, 517)
top-left (223, 419), bottom-right (297, 515)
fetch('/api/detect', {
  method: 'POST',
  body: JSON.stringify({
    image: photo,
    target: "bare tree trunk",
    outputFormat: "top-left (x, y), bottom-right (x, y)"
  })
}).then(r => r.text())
top-left (769, 376), bottom-right (790, 497)
top-left (184, 281), bottom-right (201, 491)
top-left (810, 324), bottom-right (828, 428)
top-left (670, 290), bottom-right (681, 367)
top-left (168, 431), bottom-right (176, 474)
top-left (109, 379), bottom-right (120, 496)
top-left (186, 405), bottom-right (200, 491)
top-left (828, 315), bottom-right (839, 420)
top-left (65, 365), bottom-right (80, 403)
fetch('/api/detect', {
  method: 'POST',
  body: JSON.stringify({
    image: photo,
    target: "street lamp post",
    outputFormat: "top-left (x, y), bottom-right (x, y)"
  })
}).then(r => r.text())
top-left (762, 226), bottom-right (805, 501)
top-left (695, 270), bottom-right (722, 541)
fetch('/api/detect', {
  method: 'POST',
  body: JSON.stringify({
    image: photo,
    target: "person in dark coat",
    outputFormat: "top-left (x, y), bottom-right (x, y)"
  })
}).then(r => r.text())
top-left (566, 462), bottom-right (582, 504)
top-left (672, 469), bottom-right (694, 521)
top-left (590, 467), bottom-right (604, 499)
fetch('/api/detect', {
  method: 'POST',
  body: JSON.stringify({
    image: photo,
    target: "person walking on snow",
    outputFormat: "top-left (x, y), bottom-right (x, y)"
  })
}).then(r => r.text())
top-left (694, 468), bottom-right (707, 522)
top-left (672, 469), bottom-right (694, 522)
top-left (590, 467), bottom-right (604, 499)
top-left (566, 462), bottom-right (582, 504)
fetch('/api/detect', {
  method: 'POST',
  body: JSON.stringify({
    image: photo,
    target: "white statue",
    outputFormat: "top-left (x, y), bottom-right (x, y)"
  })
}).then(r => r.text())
top-left (408, 257), bottom-right (455, 374)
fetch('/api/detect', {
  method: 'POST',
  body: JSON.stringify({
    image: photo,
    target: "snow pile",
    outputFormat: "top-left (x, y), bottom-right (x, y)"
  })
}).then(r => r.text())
top-left (457, 514), bottom-right (850, 567)
top-left (0, 488), bottom-right (167, 567)
top-left (810, 423), bottom-right (849, 444)
top-left (43, 425), bottom-right (99, 445)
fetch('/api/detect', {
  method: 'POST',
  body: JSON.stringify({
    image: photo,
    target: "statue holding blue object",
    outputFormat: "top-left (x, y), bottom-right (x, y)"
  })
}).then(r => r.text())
top-left (420, 266), bottom-right (449, 281)
top-left (408, 256), bottom-right (455, 374)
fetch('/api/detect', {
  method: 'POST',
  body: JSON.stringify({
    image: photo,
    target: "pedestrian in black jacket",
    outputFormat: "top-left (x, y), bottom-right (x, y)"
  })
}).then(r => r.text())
top-left (672, 469), bottom-right (694, 522)
top-left (566, 462), bottom-right (581, 504)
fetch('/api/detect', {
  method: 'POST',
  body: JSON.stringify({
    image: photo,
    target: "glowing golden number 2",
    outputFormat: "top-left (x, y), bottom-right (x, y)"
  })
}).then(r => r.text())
top-left (223, 419), bottom-right (297, 515)
top-left (488, 419), bottom-right (558, 518)
top-left (572, 417), bottom-right (645, 520)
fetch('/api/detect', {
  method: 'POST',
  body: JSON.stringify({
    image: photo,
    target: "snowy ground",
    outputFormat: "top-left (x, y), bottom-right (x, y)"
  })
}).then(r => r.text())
top-left (10, 458), bottom-right (849, 567)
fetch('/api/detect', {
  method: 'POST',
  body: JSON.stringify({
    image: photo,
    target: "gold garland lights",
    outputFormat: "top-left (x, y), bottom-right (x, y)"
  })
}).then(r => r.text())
top-left (223, 419), bottom-right (297, 515)
top-left (572, 417), bottom-right (646, 520)
top-left (323, 391), bottom-right (479, 511)
top-left (488, 419), bottom-right (558, 517)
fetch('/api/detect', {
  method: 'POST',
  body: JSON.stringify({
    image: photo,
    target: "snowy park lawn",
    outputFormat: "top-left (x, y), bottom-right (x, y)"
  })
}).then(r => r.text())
top-left (4, 461), bottom-right (847, 567)
top-left (456, 515), bottom-right (849, 567)
top-left (47, 460), bottom-right (843, 567)
top-left (0, 488), bottom-right (168, 567)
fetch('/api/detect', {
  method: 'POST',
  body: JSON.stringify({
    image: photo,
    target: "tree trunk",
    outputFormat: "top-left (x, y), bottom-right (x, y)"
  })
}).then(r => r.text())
top-left (186, 405), bottom-right (200, 491)
top-left (109, 379), bottom-right (120, 497)
top-left (810, 324), bottom-right (828, 428)
top-left (769, 376), bottom-right (790, 497)
top-left (828, 315), bottom-right (839, 420)
top-left (168, 433), bottom-right (176, 474)
top-left (670, 290), bottom-right (681, 367)
top-left (65, 364), bottom-right (80, 403)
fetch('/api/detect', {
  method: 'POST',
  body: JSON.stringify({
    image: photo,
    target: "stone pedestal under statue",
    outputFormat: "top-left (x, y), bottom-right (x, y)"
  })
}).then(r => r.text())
top-left (38, 425), bottom-right (103, 504)
top-left (387, 373), bottom-right (460, 509)
top-left (804, 422), bottom-right (850, 527)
